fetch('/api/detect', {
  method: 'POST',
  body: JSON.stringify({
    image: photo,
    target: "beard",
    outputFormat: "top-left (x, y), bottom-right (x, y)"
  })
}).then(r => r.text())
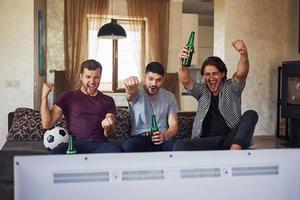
top-left (147, 86), bottom-right (159, 95)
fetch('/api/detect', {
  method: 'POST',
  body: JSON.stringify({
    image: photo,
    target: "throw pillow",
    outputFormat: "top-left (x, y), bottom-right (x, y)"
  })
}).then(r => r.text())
top-left (176, 113), bottom-right (195, 139)
top-left (112, 107), bottom-right (131, 139)
top-left (6, 107), bottom-right (66, 142)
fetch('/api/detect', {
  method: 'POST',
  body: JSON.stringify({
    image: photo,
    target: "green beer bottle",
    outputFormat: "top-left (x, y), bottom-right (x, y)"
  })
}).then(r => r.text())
top-left (181, 31), bottom-right (195, 67)
top-left (150, 115), bottom-right (159, 134)
top-left (66, 135), bottom-right (77, 154)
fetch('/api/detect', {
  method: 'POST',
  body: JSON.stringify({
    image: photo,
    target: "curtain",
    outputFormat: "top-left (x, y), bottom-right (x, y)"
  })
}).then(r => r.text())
top-left (64, 0), bottom-right (108, 91)
top-left (127, 0), bottom-right (179, 106)
top-left (54, 70), bottom-right (67, 99)
top-left (127, 0), bottom-right (170, 71)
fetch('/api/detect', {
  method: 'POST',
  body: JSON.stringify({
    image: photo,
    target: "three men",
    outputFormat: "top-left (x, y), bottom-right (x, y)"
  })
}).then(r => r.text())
top-left (42, 40), bottom-right (257, 153)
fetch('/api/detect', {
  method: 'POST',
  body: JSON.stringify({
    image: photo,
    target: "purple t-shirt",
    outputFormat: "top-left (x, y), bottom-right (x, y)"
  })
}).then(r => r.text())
top-left (54, 89), bottom-right (116, 141)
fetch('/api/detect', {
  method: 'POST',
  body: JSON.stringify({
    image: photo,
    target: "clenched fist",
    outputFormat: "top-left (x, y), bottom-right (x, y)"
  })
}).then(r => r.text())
top-left (151, 131), bottom-right (164, 145)
top-left (178, 46), bottom-right (189, 62)
top-left (101, 114), bottom-right (115, 137)
top-left (124, 76), bottom-right (140, 91)
top-left (124, 76), bottom-right (141, 100)
top-left (42, 82), bottom-right (54, 99)
top-left (232, 40), bottom-right (248, 56)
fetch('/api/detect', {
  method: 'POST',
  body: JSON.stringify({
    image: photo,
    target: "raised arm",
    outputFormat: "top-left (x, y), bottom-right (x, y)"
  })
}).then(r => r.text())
top-left (123, 76), bottom-right (140, 101)
top-left (40, 82), bottom-right (63, 129)
top-left (232, 40), bottom-right (249, 84)
top-left (178, 47), bottom-right (195, 90)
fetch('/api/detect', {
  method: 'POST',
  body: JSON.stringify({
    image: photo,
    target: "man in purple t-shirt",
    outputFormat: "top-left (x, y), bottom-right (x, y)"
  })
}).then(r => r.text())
top-left (41, 59), bottom-right (121, 154)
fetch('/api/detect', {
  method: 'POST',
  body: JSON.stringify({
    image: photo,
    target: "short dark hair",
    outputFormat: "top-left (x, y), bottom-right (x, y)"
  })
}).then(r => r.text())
top-left (201, 56), bottom-right (227, 80)
top-left (80, 59), bottom-right (102, 74)
top-left (145, 62), bottom-right (165, 77)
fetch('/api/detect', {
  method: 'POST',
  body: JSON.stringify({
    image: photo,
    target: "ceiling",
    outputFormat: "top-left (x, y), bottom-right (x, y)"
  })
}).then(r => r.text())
top-left (182, 0), bottom-right (214, 26)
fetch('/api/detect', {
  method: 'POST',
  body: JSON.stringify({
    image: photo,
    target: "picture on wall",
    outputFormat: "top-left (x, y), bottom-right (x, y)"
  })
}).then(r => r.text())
top-left (38, 10), bottom-right (45, 76)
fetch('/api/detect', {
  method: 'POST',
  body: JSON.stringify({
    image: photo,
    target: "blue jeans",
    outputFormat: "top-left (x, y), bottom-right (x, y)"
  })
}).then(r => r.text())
top-left (173, 110), bottom-right (259, 151)
top-left (121, 135), bottom-right (176, 152)
top-left (49, 138), bottom-right (121, 154)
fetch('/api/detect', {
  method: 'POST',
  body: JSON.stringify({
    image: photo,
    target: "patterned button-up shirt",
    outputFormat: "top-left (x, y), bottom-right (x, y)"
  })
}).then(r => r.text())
top-left (188, 76), bottom-right (246, 138)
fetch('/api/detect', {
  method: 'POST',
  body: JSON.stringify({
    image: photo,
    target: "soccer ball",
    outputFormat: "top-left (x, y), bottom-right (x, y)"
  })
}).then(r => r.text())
top-left (43, 126), bottom-right (69, 150)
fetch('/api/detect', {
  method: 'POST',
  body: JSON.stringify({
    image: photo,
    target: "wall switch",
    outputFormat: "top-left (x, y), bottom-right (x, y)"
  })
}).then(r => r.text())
top-left (5, 80), bottom-right (20, 88)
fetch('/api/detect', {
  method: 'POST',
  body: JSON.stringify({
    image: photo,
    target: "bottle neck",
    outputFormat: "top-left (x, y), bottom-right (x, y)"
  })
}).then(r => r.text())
top-left (187, 32), bottom-right (195, 48)
top-left (151, 116), bottom-right (157, 127)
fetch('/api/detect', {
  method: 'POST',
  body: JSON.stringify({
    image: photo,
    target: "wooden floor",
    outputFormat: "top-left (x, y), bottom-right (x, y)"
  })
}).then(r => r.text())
top-left (251, 135), bottom-right (289, 149)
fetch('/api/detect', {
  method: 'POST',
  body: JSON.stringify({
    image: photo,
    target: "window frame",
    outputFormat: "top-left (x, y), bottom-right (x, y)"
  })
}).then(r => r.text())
top-left (88, 17), bottom-right (145, 93)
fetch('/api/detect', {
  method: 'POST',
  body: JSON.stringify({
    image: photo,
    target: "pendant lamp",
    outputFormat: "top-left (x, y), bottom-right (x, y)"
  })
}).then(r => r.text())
top-left (97, 0), bottom-right (127, 40)
top-left (97, 18), bottom-right (127, 39)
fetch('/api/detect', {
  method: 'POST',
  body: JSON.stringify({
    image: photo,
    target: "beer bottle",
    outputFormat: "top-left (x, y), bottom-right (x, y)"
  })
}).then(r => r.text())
top-left (66, 135), bottom-right (77, 154)
top-left (150, 115), bottom-right (159, 134)
top-left (181, 31), bottom-right (195, 67)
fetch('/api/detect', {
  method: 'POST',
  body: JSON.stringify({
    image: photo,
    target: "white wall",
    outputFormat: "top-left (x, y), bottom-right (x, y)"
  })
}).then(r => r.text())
top-left (198, 26), bottom-right (213, 65)
top-left (0, 0), bottom-right (35, 148)
top-left (214, 0), bottom-right (299, 135)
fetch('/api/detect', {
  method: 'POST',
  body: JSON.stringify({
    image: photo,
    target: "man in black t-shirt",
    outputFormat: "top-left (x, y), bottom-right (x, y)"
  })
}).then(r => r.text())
top-left (174, 40), bottom-right (258, 150)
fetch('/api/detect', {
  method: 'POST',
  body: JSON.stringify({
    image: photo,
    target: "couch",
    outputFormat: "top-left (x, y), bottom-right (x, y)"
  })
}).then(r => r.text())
top-left (0, 107), bottom-right (196, 200)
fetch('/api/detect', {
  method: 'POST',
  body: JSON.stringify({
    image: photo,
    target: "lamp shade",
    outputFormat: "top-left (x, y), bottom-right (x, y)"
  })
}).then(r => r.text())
top-left (97, 19), bottom-right (127, 39)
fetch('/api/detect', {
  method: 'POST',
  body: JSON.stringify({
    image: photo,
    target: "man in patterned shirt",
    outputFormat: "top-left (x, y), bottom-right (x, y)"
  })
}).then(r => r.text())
top-left (174, 40), bottom-right (258, 151)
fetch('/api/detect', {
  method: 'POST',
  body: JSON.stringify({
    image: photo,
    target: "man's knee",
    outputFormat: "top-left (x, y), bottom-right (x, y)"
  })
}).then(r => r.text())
top-left (173, 139), bottom-right (188, 151)
top-left (121, 138), bottom-right (136, 152)
top-left (93, 143), bottom-right (121, 153)
top-left (105, 143), bottom-right (121, 153)
top-left (243, 110), bottom-right (259, 123)
top-left (162, 138), bottom-right (176, 151)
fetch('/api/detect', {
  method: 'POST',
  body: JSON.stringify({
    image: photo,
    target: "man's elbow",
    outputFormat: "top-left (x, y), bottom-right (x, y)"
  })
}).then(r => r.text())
top-left (171, 121), bottom-right (179, 133)
top-left (236, 73), bottom-right (247, 80)
top-left (42, 121), bottom-right (52, 129)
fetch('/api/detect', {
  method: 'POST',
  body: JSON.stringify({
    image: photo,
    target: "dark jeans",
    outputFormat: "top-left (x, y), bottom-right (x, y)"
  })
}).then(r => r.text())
top-left (121, 135), bottom-right (176, 152)
top-left (49, 138), bottom-right (121, 154)
top-left (173, 110), bottom-right (259, 151)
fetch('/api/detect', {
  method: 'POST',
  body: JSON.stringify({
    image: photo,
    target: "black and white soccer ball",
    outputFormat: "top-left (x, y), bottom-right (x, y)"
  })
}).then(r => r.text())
top-left (43, 126), bottom-right (69, 150)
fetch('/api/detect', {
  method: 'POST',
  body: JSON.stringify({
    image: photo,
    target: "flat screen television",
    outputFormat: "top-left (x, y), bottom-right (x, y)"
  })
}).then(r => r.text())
top-left (14, 149), bottom-right (300, 200)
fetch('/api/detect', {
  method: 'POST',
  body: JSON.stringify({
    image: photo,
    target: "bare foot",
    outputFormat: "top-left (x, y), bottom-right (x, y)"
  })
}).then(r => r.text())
top-left (230, 144), bottom-right (242, 150)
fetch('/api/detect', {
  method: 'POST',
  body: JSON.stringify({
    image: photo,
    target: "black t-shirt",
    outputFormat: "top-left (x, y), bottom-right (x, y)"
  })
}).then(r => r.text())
top-left (202, 94), bottom-right (230, 137)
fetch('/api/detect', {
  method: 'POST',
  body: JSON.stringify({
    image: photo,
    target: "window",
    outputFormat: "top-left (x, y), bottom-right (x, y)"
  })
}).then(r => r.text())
top-left (88, 18), bottom-right (145, 92)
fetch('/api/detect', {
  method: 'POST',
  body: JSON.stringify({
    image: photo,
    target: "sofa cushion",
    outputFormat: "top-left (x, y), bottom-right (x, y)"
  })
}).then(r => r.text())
top-left (176, 112), bottom-right (196, 139)
top-left (113, 107), bottom-right (131, 139)
top-left (6, 108), bottom-right (66, 142)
